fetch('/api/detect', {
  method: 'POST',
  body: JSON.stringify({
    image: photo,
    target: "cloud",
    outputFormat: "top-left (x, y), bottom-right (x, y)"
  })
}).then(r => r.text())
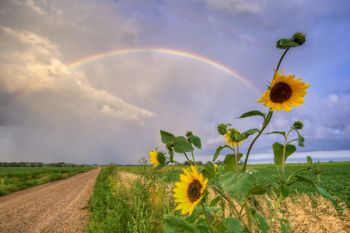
top-left (0, 26), bottom-right (154, 121)
top-left (204, 0), bottom-right (261, 14)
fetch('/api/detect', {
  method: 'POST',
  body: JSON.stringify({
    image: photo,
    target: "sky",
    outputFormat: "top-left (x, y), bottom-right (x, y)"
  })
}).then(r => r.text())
top-left (0, 0), bottom-right (350, 164)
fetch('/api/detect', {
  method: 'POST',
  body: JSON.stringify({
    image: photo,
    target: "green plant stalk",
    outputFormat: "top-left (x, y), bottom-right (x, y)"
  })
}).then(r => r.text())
top-left (275, 47), bottom-right (290, 71)
top-left (243, 47), bottom-right (291, 171)
top-left (269, 194), bottom-right (282, 233)
top-left (201, 203), bottom-right (215, 233)
top-left (212, 186), bottom-right (240, 218)
top-left (244, 200), bottom-right (253, 232)
top-left (242, 111), bottom-right (273, 171)
top-left (281, 129), bottom-right (293, 175)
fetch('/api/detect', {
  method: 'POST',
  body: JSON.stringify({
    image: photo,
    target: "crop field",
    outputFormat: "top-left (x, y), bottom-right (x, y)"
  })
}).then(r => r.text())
top-left (119, 162), bottom-right (350, 208)
top-left (0, 166), bottom-right (94, 196)
top-left (86, 162), bottom-right (350, 233)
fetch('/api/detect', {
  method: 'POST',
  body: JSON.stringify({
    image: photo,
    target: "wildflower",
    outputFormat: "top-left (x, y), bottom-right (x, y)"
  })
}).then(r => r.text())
top-left (149, 150), bottom-right (166, 168)
top-left (224, 128), bottom-right (244, 146)
top-left (173, 166), bottom-right (208, 215)
top-left (258, 71), bottom-right (310, 112)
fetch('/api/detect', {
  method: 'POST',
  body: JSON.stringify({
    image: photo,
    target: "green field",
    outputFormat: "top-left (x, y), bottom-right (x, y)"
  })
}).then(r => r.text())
top-left (0, 166), bottom-right (94, 196)
top-left (119, 162), bottom-right (350, 207)
top-left (87, 162), bottom-right (350, 232)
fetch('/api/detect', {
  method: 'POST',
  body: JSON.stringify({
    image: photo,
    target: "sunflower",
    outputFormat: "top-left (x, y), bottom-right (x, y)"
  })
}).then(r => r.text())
top-left (173, 166), bottom-right (208, 215)
top-left (224, 128), bottom-right (244, 147)
top-left (258, 71), bottom-right (310, 112)
top-left (149, 150), bottom-right (166, 168)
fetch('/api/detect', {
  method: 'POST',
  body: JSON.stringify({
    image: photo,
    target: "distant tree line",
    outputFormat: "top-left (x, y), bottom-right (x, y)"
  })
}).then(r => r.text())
top-left (0, 162), bottom-right (97, 167)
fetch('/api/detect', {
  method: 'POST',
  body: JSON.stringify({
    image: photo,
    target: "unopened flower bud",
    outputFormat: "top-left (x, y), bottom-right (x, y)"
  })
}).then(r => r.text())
top-left (157, 151), bottom-right (166, 164)
top-left (217, 123), bottom-right (228, 135)
top-left (293, 32), bottom-right (306, 45)
top-left (186, 131), bottom-right (193, 137)
top-left (293, 121), bottom-right (304, 130)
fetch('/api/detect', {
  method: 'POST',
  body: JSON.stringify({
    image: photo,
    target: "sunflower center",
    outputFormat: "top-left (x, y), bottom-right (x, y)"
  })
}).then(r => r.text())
top-left (269, 82), bottom-right (292, 103)
top-left (187, 179), bottom-right (202, 202)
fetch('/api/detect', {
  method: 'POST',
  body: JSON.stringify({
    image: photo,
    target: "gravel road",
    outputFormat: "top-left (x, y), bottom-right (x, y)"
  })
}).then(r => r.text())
top-left (0, 168), bottom-right (100, 233)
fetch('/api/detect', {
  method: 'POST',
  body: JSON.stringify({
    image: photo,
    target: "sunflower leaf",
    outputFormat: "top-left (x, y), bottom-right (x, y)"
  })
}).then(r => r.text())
top-left (276, 38), bottom-right (300, 49)
top-left (224, 153), bottom-right (243, 172)
top-left (189, 135), bottom-right (202, 149)
top-left (224, 217), bottom-right (244, 233)
top-left (174, 136), bottom-right (194, 153)
top-left (265, 131), bottom-right (286, 139)
top-left (273, 143), bottom-right (296, 165)
top-left (164, 215), bottom-right (200, 233)
top-left (160, 130), bottom-right (176, 144)
top-left (240, 128), bottom-right (260, 140)
top-left (203, 162), bottom-right (215, 179)
top-left (213, 145), bottom-right (230, 161)
top-left (238, 110), bottom-right (265, 119)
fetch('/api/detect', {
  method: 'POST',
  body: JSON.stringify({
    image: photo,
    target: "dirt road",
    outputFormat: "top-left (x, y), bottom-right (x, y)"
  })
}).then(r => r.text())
top-left (0, 168), bottom-right (100, 233)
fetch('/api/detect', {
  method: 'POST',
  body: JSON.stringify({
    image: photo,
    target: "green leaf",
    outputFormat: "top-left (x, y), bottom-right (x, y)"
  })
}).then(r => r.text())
top-left (210, 195), bottom-right (222, 207)
top-left (224, 153), bottom-right (242, 172)
top-left (276, 38), bottom-right (299, 49)
top-left (189, 136), bottom-right (202, 149)
top-left (203, 162), bottom-right (215, 179)
top-left (252, 211), bottom-right (269, 233)
top-left (220, 170), bottom-right (264, 201)
top-left (239, 129), bottom-right (260, 140)
top-left (280, 221), bottom-right (291, 233)
top-left (224, 217), bottom-right (244, 233)
top-left (174, 136), bottom-right (194, 153)
top-left (265, 131), bottom-right (286, 138)
top-left (273, 143), bottom-right (296, 165)
top-left (298, 135), bottom-right (305, 147)
top-left (213, 145), bottom-right (229, 161)
top-left (160, 130), bottom-right (176, 144)
top-left (164, 215), bottom-right (200, 233)
top-left (294, 175), bottom-right (336, 201)
top-left (238, 110), bottom-right (265, 119)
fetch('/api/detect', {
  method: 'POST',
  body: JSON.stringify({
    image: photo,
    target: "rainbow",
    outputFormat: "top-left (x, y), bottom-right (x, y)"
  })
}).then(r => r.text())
top-left (66, 48), bottom-right (259, 93)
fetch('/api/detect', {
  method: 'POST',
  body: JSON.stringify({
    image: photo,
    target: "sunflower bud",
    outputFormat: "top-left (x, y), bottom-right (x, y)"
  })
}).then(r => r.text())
top-left (228, 128), bottom-right (241, 141)
top-left (293, 121), bottom-right (304, 130)
top-left (217, 123), bottom-right (228, 135)
top-left (186, 131), bottom-right (193, 138)
top-left (293, 32), bottom-right (306, 45)
top-left (157, 151), bottom-right (166, 165)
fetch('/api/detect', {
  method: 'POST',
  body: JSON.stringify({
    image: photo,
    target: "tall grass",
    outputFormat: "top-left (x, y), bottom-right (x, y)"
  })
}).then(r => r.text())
top-left (86, 166), bottom-right (173, 233)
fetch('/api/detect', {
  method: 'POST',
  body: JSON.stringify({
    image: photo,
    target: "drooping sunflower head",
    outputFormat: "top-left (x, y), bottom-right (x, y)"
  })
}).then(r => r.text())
top-left (173, 166), bottom-right (208, 215)
top-left (258, 71), bottom-right (310, 112)
top-left (224, 128), bottom-right (243, 147)
top-left (149, 150), bottom-right (166, 168)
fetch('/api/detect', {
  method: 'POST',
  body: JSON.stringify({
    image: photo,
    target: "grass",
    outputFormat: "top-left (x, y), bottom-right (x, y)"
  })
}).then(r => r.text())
top-left (0, 166), bottom-right (94, 196)
top-left (86, 166), bottom-right (173, 233)
top-left (87, 163), bottom-right (350, 232)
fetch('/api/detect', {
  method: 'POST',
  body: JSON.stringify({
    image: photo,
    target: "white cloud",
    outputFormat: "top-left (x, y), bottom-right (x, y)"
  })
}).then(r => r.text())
top-left (0, 26), bottom-right (154, 122)
top-left (204, 0), bottom-right (261, 14)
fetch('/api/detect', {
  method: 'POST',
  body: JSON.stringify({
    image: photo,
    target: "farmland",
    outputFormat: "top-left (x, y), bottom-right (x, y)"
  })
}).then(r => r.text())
top-left (0, 166), bottom-right (94, 196)
top-left (86, 162), bottom-right (350, 233)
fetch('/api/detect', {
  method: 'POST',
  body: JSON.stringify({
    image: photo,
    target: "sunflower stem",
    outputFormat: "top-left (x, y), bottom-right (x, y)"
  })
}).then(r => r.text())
top-left (201, 203), bottom-right (215, 233)
top-left (242, 47), bottom-right (291, 171)
top-left (275, 47), bottom-right (290, 72)
top-left (242, 110), bottom-right (273, 171)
